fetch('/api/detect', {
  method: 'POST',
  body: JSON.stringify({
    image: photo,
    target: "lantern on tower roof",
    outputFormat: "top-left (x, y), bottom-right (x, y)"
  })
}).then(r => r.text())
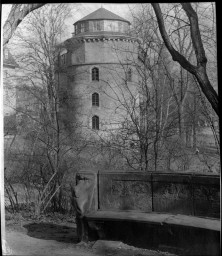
top-left (73, 7), bottom-right (130, 36)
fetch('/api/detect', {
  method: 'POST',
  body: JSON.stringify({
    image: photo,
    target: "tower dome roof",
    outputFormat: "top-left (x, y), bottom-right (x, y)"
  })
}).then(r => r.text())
top-left (74, 7), bottom-right (130, 25)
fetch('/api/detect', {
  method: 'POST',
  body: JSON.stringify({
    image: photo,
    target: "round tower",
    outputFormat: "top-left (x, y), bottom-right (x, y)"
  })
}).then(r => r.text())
top-left (59, 7), bottom-right (139, 138)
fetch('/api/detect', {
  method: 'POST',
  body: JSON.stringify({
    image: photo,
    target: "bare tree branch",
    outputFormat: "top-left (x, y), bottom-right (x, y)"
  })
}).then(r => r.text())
top-left (3, 4), bottom-right (45, 46)
top-left (151, 3), bottom-right (219, 116)
top-left (181, 3), bottom-right (207, 67)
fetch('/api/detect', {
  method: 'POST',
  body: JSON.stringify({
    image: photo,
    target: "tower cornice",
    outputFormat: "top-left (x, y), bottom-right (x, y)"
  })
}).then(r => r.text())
top-left (68, 34), bottom-right (139, 44)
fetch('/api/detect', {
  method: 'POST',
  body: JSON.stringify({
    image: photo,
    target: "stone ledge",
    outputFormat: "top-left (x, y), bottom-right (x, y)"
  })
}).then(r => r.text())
top-left (86, 210), bottom-right (220, 231)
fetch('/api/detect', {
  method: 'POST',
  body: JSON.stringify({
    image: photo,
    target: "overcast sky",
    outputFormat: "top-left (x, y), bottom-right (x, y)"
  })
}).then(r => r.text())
top-left (2, 3), bottom-right (132, 24)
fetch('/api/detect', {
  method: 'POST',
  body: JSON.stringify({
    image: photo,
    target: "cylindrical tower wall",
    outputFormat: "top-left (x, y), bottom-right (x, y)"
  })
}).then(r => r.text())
top-left (59, 8), bottom-right (139, 138)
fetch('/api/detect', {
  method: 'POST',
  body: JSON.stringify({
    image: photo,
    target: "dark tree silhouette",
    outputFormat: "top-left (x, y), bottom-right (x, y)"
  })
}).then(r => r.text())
top-left (151, 3), bottom-right (218, 116)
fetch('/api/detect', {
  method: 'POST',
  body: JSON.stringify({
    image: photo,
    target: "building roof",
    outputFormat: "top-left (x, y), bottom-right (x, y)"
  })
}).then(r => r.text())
top-left (3, 48), bottom-right (19, 68)
top-left (74, 7), bottom-right (130, 25)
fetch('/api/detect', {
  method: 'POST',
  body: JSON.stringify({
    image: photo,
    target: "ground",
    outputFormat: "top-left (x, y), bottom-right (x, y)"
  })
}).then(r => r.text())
top-left (4, 212), bottom-right (177, 256)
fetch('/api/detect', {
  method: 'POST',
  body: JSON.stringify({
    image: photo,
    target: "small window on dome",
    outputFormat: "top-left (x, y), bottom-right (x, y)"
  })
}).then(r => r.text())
top-left (124, 23), bottom-right (129, 32)
top-left (92, 21), bottom-right (102, 31)
top-left (118, 21), bottom-right (124, 32)
top-left (80, 22), bottom-right (85, 33)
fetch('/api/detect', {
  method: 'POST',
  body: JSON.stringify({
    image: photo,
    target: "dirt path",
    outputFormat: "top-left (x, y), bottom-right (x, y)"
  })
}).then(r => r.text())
top-left (5, 231), bottom-right (97, 256)
top-left (4, 219), bottom-right (177, 256)
top-left (5, 231), bottom-right (176, 256)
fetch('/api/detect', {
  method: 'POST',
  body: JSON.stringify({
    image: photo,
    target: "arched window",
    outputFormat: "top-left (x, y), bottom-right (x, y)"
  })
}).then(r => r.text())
top-left (92, 67), bottom-right (99, 81)
top-left (92, 115), bottom-right (99, 130)
top-left (92, 93), bottom-right (99, 106)
top-left (126, 68), bottom-right (132, 82)
top-left (60, 53), bottom-right (66, 65)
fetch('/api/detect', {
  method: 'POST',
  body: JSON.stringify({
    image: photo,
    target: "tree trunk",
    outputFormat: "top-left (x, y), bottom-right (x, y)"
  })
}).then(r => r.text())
top-left (194, 68), bottom-right (218, 115)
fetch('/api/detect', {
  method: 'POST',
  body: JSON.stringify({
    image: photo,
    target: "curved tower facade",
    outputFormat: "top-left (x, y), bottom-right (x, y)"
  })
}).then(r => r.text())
top-left (59, 7), bottom-right (139, 138)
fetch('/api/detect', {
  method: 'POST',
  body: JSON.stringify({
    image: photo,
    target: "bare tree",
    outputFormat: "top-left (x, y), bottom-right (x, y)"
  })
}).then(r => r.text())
top-left (4, 4), bottom-right (85, 215)
top-left (97, 3), bottom-right (219, 173)
top-left (89, 27), bottom-right (178, 171)
top-left (151, 3), bottom-right (218, 116)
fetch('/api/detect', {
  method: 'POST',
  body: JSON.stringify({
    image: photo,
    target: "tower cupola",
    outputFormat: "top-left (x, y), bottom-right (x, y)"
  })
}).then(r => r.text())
top-left (73, 7), bottom-right (130, 36)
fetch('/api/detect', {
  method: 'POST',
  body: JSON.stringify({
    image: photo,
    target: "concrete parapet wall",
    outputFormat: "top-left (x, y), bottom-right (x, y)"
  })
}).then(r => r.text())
top-left (75, 171), bottom-right (220, 255)
top-left (77, 171), bottom-right (220, 218)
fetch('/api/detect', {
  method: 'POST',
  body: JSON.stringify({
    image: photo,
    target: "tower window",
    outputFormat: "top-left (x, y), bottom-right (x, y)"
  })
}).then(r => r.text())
top-left (92, 115), bottom-right (99, 130)
top-left (60, 53), bottom-right (66, 65)
top-left (126, 68), bottom-right (132, 82)
top-left (80, 22), bottom-right (85, 33)
top-left (92, 67), bottom-right (99, 81)
top-left (92, 93), bottom-right (99, 106)
top-left (91, 21), bottom-right (102, 31)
